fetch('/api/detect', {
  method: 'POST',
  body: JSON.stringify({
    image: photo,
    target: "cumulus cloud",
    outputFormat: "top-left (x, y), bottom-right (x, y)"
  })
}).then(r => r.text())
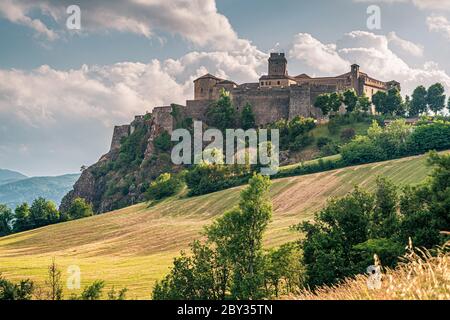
top-left (0, 50), bottom-right (267, 175)
top-left (289, 33), bottom-right (349, 74)
top-left (288, 30), bottom-right (450, 96)
top-left (0, 0), bottom-right (58, 40)
top-left (0, 0), bottom-right (254, 50)
top-left (427, 16), bottom-right (450, 40)
top-left (387, 32), bottom-right (424, 57)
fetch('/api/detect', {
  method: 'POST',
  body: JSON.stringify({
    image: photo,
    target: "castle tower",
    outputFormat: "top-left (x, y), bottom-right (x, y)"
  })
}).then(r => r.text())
top-left (350, 64), bottom-right (362, 95)
top-left (268, 52), bottom-right (288, 76)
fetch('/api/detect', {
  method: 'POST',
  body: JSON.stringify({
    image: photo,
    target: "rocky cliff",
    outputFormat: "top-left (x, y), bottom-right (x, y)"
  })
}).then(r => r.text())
top-left (60, 108), bottom-right (179, 214)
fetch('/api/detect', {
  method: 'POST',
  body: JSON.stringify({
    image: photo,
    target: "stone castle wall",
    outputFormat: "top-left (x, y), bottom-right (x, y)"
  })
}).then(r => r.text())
top-left (232, 87), bottom-right (290, 125)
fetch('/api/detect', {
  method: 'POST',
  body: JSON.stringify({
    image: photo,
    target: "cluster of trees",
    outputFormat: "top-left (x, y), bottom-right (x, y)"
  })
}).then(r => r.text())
top-left (299, 151), bottom-right (450, 288)
top-left (153, 174), bottom-right (302, 300)
top-left (315, 83), bottom-right (449, 118)
top-left (267, 116), bottom-right (316, 151)
top-left (0, 197), bottom-right (93, 237)
top-left (314, 89), bottom-right (371, 116)
top-left (0, 260), bottom-right (127, 300)
top-left (341, 119), bottom-right (450, 165)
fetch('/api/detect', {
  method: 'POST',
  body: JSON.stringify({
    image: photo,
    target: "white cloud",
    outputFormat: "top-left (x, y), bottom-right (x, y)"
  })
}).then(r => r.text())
top-left (0, 50), bottom-right (267, 175)
top-left (288, 30), bottom-right (450, 96)
top-left (0, 0), bottom-right (255, 51)
top-left (288, 33), bottom-right (349, 74)
top-left (387, 32), bottom-right (424, 57)
top-left (0, 0), bottom-right (58, 40)
top-left (427, 16), bottom-right (450, 40)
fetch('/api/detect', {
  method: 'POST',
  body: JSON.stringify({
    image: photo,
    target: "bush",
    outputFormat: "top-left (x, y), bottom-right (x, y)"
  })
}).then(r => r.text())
top-left (352, 238), bottom-right (404, 271)
top-left (406, 121), bottom-right (450, 154)
top-left (316, 137), bottom-right (332, 149)
top-left (289, 134), bottom-right (314, 151)
top-left (66, 198), bottom-right (94, 220)
top-left (341, 136), bottom-right (387, 165)
top-left (146, 173), bottom-right (184, 201)
top-left (340, 128), bottom-right (356, 142)
top-left (154, 131), bottom-right (172, 153)
top-left (319, 142), bottom-right (340, 157)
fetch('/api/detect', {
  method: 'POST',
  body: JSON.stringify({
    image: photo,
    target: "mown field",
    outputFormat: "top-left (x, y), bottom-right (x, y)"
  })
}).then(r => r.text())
top-left (0, 153), bottom-right (437, 299)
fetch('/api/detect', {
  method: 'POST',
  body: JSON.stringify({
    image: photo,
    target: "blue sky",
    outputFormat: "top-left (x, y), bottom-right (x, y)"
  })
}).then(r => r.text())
top-left (0, 0), bottom-right (449, 176)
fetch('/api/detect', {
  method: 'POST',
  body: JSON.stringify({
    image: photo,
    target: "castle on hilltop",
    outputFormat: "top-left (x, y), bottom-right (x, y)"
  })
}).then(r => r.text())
top-left (110, 53), bottom-right (400, 151)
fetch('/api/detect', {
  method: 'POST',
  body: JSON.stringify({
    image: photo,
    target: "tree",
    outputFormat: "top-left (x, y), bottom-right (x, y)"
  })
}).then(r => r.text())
top-left (427, 83), bottom-right (446, 115)
top-left (153, 174), bottom-right (285, 300)
top-left (343, 89), bottom-right (358, 113)
top-left (410, 85), bottom-right (428, 116)
top-left (385, 88), bottom-right (403, 115)
top-left (314, 94), bottom-right (331, 116)
top-left (298, 188), bottom-right (373, 287)
top-left (29, 198), bottom-right (60, 228)
top-left (241, 103), bottom-right (256, 130)
top-left (358, 94), bottom-right (371, 113)
top-left (372, 91), bottom-right (387, 115)
top-left (207, 174), bottom-right (272, 299)
top-left (370, 177), bottom-right (400, 239)
top-left (403, 95), bottom-right (411, 116)
top-left (0, 205), bottom-right (13, 236)
top-left (14, 203), bottom-right (31, 232)
top-left (80, 280), bottom-right (105, 300)
top-left (45, 259), bottom-right (63, 300)
top-left (329, 92), bottom-right (343, 113)
top-left (207, 89), bottom-right (237, 132)
top-left (0, 276), bottom-right (34, 300)
top-left (67, 198), bottom-right (94, 220)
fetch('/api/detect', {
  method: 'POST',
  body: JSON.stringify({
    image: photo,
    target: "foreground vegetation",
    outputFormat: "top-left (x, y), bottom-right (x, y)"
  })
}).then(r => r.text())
top-left (0, 153), bottom-right (437, 299)
top-left (291, 240), bottom-right (449, 300)
top-left (152, 151), bottom-right (450, 299)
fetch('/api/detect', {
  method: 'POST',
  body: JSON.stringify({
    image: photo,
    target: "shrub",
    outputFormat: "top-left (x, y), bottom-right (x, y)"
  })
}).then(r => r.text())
top-left (316, 137), bottom-right (332, 149)
top-left (154, 131), bottom-right (172, 152)
top-left (66, 198), bottom-right (94, 220)
top-left (341, 136), bottom-right (387, 165)
top-left (340, 128), bottom-right (356, 142)
top-left (289, 134), bottom-right (314, 152)
top-left (406, 121), bottom-right (450, 154)
top-left (146, 173), bottom-right (184, 201)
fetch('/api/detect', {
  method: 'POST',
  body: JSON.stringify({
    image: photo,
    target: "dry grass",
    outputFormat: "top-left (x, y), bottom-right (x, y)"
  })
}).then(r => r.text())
top-left (290, 241), bottom-right (450, 300)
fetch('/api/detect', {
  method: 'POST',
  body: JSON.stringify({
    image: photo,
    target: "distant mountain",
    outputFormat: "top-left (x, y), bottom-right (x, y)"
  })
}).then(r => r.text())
top-left (0, 174), bottom-right (80, 209)
top-left (0, 169), bottom-right (28, 186)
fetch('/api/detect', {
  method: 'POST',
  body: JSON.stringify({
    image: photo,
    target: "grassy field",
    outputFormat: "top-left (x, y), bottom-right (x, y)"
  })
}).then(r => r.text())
top-left (0, 153), bottom-right (438, 299)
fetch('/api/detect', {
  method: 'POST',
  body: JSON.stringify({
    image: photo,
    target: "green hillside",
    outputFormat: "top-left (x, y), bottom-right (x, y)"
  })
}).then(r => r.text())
top-left (0, 174), bottom-right (80, 209)
top-left (0, 153), bottom-right (438, 299)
